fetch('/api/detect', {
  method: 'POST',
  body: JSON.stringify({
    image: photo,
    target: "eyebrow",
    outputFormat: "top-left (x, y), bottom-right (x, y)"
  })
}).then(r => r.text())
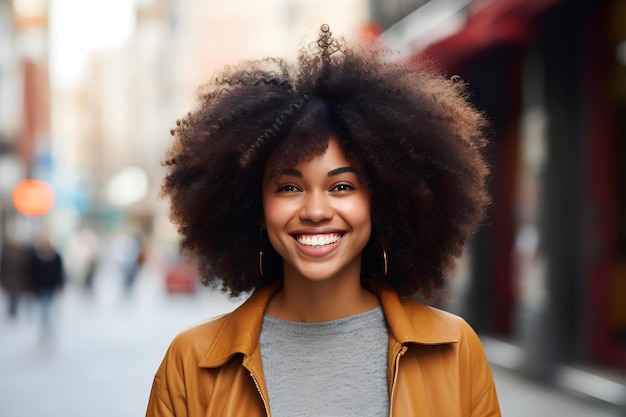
top-left (279, 169), bottom-right (302, 178)
top-left (277, 166), bottom-right (357, 178)
top-left (327, 166), bottom-right (357, 177)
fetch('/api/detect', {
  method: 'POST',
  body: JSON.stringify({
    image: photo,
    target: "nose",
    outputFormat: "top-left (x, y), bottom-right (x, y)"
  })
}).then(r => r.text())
top-left (300, 190), bottom-right (333, 223)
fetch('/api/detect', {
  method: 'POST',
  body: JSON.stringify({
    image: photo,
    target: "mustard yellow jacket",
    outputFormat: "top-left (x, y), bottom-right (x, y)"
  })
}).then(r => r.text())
top-left (146, 283), bottom-right (501, 417)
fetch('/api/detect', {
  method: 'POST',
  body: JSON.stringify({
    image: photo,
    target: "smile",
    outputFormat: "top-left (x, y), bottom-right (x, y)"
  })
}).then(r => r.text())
top-left (294, 233), bottom-right (343, 248)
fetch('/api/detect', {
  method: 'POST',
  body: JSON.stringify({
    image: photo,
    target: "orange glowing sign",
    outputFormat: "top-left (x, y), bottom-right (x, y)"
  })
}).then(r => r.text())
top-left (11, 179), bottom-right (54, 216)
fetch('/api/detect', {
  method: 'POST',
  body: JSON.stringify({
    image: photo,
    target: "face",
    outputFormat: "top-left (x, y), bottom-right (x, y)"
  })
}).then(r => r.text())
top-left (262, 138), bottom-right (371, 284)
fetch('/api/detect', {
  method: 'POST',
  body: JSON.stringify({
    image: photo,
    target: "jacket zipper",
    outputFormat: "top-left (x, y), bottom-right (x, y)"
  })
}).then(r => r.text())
top-left (250, 372), bottom-right (271, 417)
top-left (389, 345), bottom-right (408, 417)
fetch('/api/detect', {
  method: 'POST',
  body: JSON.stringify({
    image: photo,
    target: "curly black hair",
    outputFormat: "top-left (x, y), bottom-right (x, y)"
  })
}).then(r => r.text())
top-left (162, 24), bottom-right (490, 300)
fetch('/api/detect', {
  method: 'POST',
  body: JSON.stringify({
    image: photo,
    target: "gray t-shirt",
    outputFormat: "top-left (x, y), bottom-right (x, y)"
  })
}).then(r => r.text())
top-left (259, 306), bottom-right (390, 417)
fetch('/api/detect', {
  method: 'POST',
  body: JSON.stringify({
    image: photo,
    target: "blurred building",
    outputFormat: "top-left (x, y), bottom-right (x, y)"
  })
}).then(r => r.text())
top-left (0, 0), bottom-right (51, 243)
top-left (0, 1), bottom-right (20, 195)
top-left (0, 1), bottom-right (20, 154)
top-left (378, 0), bottom-right (626, 404)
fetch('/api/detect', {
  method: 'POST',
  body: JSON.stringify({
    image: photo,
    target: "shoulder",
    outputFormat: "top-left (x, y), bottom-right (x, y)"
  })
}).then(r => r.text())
top-left (164, 313), bottom-right (232, 360)
top-left (399, 296), bottom-right (483, 346)
top-left (399, 297), bottom-right (465, 324)
top-left (394, 297), bottom-right (495, 380)
top-left (160, 284), bottom-right (276, 367)
top-left (150, 312), bottom-right (234, 403)
top-left (396, 298), bottom-right (501, 414)
top-left (147, 312), bottom-right (240, 416)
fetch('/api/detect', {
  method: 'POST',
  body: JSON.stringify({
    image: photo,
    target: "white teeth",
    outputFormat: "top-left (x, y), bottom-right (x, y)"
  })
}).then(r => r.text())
top-left (296, 233), bottom-right (342, 247)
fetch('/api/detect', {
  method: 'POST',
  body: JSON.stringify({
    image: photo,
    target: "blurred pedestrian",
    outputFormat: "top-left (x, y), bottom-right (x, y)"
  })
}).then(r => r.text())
top-left (124, 237), bottom-right (146, 292)
top-left (109, 233), bottom-right (143, 293)
top-left (146, 25), bottom-right (500, 416)
top-left (63, 227), bottom-right (100, 292)
top-left (0, 239), bottom-right (30, 318)
top-left (28, 232), bottom-right (64, 342)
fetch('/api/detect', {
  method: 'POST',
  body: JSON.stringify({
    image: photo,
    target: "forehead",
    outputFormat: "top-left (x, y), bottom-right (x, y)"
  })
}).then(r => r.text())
top-left (263, 137), bottom-right (351, 177)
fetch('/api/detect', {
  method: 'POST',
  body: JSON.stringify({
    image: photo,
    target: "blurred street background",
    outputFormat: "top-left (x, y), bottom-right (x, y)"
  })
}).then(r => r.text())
top-left (0, 0), bottom-right (625, 416)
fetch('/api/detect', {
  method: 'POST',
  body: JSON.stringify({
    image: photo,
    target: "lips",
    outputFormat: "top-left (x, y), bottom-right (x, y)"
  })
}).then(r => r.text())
top-left (294, 233), bottom-right (343, 248)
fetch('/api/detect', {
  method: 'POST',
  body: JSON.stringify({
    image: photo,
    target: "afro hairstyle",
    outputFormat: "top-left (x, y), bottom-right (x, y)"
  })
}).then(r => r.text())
top-left (162, 24), bottom-right (490, 299)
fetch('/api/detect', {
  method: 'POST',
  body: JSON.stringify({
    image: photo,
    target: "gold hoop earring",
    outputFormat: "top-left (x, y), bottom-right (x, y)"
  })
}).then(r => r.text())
top-left (382, 249), bottom-right (388, 277)
top-left (259, 228), bottom-right (266, 278)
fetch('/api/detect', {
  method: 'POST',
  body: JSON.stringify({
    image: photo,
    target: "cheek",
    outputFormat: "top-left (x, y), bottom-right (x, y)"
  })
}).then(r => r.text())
top-left (261, 199), bottom-right (283, 252)
top-left (359, 199), bottom-right (373, 244)
top-left (343, 194), bottom-right (372, 243)
top-left (261, 186), bottom-right (276, 226)
top-left (356, 211), bottom-right (371, 234)
top-left (263, 209), bottom-right (290, 259)
top-left (262, 196), bottom-right (293, 253)
top-left (262, 196), bottom-right (283, 228)
top-left (353, 195), bottom-right (372, 226)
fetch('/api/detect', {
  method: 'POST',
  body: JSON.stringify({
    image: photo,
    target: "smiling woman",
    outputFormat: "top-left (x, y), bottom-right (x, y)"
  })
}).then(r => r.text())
top-left (146, 24), bottom-right (500, 417)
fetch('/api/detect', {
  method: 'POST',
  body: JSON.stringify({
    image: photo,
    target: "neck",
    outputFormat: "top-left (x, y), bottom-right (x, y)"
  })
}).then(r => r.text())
top-left (267, 268), bottom-right (379, 322)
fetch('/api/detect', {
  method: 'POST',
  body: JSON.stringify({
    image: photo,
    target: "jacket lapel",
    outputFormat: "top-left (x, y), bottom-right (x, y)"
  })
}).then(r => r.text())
top-left (376, 286), bottom-right (458, 345)
top-left (198, 283), bottom-right (281, 368)
top-left (198, 282), bottom-right (281, 412)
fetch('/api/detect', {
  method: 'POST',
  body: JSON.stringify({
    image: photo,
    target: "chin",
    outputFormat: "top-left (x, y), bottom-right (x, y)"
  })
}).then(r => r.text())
top-left (292, 268), bottom-right (336, 282)
top-left (291, 263), bottom-right (352, 283)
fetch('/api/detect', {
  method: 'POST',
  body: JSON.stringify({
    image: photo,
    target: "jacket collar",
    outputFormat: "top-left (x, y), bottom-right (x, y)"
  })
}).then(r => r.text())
top-left (199, 282), bottom-right (281, 368)
top-left (373, 284), bottom-right (458, 345)
top-left (199, 281), bottom-right (457, 368)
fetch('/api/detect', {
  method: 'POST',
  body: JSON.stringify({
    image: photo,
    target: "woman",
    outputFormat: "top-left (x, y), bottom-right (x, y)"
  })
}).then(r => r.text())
top-left (146, 25), bottom-right (500, 417)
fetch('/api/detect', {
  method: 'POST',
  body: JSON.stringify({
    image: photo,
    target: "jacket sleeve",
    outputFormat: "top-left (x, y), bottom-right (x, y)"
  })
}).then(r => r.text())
top-left (471, 383), bottom-right (500, 417)
top-left (463, 325), bottom-right (501, 417)
top-left (146, 362), bottom-right (177, 417)
top-left (145, 344), bottom-right (184, 417)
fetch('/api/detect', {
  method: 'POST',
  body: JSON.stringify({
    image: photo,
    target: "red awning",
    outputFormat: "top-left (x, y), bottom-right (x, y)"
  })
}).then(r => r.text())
top-left (417, 0), bottom-right (562, 71)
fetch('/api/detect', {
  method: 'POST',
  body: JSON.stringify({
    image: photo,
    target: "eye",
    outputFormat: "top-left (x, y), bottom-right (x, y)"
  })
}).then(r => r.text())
top-left (331, 183), bottom-right (355, 192)
top-left (277, 184), bottom-right (301, 193)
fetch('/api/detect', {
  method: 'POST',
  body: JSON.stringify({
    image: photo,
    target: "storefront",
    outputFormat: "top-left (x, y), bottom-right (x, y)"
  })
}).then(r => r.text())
top-left (379, 0), bottom-right (626, 373)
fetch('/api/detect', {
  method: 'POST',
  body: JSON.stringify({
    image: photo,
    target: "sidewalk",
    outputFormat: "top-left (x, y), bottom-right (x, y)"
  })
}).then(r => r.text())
top-left (0, 264), bottom-right (243, 417)
top-left (483, 337), bottom-right (626, 417)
